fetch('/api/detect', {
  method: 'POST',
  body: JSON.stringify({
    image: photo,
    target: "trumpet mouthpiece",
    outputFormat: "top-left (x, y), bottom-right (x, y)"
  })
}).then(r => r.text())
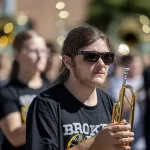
top-left (122, 68), bottom-right (130, 75)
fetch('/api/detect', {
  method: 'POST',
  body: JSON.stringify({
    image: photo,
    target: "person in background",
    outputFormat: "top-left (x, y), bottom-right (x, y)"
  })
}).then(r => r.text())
top-left (0, 52), bottom-right (11, 88)
top-left (0, 30), bottom-right (49, 150)
top-left (106, 54), bottom-right (144, 100)
top-left (41, 41), bottom-right (62, 84)
top-left (0, 51), bottom-right (12, 150)
top-left (26, 25), bottom-right (134, 150)
top-left (143, 66), bottom-right (150, 150)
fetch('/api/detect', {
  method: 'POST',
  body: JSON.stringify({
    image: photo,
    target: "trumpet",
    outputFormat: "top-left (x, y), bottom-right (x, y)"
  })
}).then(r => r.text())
top-left (112, 68), bottom-right (136, 145)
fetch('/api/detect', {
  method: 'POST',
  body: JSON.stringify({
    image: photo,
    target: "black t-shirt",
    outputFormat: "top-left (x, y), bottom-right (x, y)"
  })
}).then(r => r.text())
top-left (26, 84), bottom-right (115, 150)
top-left (0, 80), bottom-right (9, 150)
top-left (143, 67), bottom-right (150, 150)
top-left (143, 67), bottom-right (150, 92)
top-left (0, 78), bottom-right (49, 150)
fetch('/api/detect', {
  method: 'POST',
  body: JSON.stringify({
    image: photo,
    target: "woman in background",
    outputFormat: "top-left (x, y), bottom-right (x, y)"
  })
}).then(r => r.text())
top-left (0, 30), bottom-right (49, 150)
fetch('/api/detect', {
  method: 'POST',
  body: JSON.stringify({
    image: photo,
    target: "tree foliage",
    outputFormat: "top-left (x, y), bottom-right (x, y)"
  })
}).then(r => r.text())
top-left (86, 0), bottom-right (150, 32)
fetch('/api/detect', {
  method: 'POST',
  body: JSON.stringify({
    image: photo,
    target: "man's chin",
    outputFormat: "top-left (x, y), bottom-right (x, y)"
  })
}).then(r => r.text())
top-left (92, 80), bottom-right (104, 87)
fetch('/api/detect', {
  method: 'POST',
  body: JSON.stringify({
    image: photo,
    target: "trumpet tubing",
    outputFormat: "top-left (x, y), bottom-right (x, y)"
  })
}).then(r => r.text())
top-left (112, 68), bottom-right (136, 144)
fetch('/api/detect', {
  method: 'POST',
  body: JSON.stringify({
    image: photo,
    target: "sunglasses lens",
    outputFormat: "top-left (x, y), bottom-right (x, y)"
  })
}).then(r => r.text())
top-left (102, 53), bottom-right (114, 64)
top-left (75, 51), bottom-right (115, 64)
top-left (84, 53), bottom-right (99, 63)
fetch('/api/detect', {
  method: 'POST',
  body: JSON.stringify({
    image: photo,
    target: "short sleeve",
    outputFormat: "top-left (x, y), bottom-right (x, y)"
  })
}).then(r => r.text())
top-left (0, 88), bottom-right (19, 120)
top-left (26, 95), bottom-right (64, 150)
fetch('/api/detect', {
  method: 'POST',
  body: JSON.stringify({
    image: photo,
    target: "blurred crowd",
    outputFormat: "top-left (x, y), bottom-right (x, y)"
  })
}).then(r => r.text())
top-left (0, 29), bottom-right (149, 150)
top-left (0, 30), bottom-right (62, 150)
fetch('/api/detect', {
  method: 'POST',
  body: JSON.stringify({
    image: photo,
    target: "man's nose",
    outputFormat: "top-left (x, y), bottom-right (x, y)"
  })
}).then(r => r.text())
top-left (96, 57), bottom-right (105, 67)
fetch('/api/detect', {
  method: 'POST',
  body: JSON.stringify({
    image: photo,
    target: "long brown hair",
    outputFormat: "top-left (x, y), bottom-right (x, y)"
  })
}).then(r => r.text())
top-left (10, 30), bottom-right (39, 79)
top-left (52, 25), bottom-right (111, 86)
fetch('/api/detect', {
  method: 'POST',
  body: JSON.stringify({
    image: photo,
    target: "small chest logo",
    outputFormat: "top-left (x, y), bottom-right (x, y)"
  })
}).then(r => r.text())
top-left (21, 104), bottom-right (30, 123)
top-left (66, 134), bottom-right (86, 149)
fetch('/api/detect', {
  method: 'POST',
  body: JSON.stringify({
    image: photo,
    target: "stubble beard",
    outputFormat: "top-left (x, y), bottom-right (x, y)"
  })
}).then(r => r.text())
top-left (71, 60), bottom-right (106, 88)
top-left (71, 61), bottom-right (90, 87)
top-left (72, 66), bottom-right (104, 88)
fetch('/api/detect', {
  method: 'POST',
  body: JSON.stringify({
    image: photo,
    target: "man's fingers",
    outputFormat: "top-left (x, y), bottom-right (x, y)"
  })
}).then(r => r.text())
top-left (107, 122), bottom-right (118, 126)
top-left (113, 131), bottom-right (134, 138)
top-left (114, 145), bottom-right (131, 150)
top-left (109, 124), bottom-right (131, 132)
top-left (114, 137), bottom-right (134, 145)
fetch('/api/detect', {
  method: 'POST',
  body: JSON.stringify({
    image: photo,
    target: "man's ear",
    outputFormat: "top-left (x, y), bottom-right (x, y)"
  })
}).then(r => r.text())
top-left (62, 55), bottom-right (74, 70)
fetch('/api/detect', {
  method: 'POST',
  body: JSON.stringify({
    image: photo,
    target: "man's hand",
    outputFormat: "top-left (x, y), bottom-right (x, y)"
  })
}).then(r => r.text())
top-left (89, 122), bottom-right (134, 150)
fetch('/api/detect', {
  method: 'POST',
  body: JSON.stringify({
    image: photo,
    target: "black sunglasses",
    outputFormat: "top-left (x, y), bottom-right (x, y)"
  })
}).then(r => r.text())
top-left (74, 51), bottom-right (115, 64)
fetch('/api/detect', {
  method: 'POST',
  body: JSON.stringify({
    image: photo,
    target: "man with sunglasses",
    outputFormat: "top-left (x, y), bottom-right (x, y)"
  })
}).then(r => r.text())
top-left (26, 25), bottom-right (134, 150)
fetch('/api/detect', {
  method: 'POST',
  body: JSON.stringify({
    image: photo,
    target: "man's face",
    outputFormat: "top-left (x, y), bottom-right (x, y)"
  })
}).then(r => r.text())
top-left (70, 39), bottom-right (112, 88)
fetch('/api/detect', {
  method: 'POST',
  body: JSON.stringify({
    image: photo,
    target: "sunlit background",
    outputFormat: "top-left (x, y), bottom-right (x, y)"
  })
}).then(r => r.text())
top-left (0, 0), bottom-right (150, 60)
top-left (0, 1), bottom-right (149, 150)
